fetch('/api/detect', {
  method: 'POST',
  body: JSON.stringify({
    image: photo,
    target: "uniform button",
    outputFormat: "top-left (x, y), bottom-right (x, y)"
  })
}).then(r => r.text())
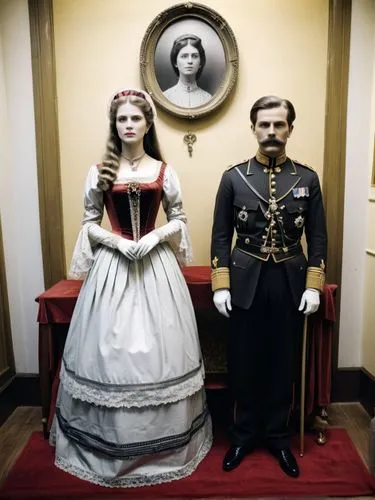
top-left (270, 220), bottom-right (276, 226)
top-left (271, 181), bottom-right (276, 187)
top-left (245, 238), bottom-right (250, 244)
top-left (262, 235), bottom-right (267, 239)
top-left (272, 238), bottom-right (276, 243)
top-left (271, 188), bottom-right (276, 194)
top-left (271, 173), bottom-right (276, 179)
top-left (272, 230), bottom-right (277, 235)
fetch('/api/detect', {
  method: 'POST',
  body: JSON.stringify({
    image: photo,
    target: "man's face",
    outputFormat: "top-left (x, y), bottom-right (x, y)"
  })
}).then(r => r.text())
top-left (251, 106), bottom-right (293, 157)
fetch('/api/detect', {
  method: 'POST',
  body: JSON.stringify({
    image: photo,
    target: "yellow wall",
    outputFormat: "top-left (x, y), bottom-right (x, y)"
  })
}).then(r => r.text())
top-left (362, 251), bottom-right (375, 375)
top-left (53, 0), bottom-right (329, 269)
top-left (362, 60), bottom-right (375, 375)
top-left (362, 136), bottom-right (375, 376)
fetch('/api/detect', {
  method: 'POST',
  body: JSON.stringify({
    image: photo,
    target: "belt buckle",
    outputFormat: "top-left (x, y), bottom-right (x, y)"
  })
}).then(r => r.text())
top-left (260, 246), bottom-right (280, 254)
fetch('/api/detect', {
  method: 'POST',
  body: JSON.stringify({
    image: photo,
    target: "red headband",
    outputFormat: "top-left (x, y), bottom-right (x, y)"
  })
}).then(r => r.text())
top-left (113, 90), bottom-right (146, 101)
top-left (109, 88), bottom-right (157, 119)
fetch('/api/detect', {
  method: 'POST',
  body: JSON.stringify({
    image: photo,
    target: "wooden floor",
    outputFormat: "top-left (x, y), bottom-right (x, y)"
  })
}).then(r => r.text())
top-left (0, 403), bottom-right (373, 499)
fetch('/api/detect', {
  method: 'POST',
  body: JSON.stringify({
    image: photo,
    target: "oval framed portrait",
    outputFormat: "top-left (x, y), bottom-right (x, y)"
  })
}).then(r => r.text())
top-left (140, 2), bottom-right (239, 119)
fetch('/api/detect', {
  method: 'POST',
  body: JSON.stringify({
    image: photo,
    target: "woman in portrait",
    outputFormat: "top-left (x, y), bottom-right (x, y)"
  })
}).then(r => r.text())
top-left (50, 88), bottom-right (212, 487)
top-left (163, 34), bottom-right (212, 108)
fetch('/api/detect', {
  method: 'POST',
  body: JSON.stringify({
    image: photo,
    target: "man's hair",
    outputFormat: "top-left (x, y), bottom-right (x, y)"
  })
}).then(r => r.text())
top-left (170, 34), bottom-right (206, 79)
top-left (250, 96), bottom-right (296, 127)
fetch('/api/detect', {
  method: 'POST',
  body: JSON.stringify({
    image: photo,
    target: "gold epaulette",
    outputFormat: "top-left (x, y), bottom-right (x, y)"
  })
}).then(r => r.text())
top-left (292, 159), bottom-right (315, 172)
top-left (306, 266), bottom-right (325, 292)
top-left (226, 159), bottom-right (248, 171)
top-left (211, 267), bottom-right (230, 291)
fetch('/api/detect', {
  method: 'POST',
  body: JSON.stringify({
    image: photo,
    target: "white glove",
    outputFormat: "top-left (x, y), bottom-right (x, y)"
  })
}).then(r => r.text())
top-left (134, 220), bottom-right (182, 259)
top-left (213, 289), bottom-right (232, 318)
top-left (87, 223), bottom-right (121, 249)
top-left (298, 288), bottom-right (320, 315)
top-left (117, 238), bottom-right (137, 261)
top-left (156, 219), bottom-right (182, 242)
top-left (134, 232), bottom-right (160, 259)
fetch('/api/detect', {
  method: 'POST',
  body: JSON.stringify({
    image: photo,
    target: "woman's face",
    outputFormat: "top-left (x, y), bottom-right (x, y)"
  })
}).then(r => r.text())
top-left (175, 43), bottom-right (201, 78)
top-left (115, 102), bottom-right (148, 145)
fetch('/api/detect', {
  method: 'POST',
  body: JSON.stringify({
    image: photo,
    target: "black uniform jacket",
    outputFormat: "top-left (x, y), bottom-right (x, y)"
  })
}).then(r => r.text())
top-left (211, 154), bottom-right (327, 310)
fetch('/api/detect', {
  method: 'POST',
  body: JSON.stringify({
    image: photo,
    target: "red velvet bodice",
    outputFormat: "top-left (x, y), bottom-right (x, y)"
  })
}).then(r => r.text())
top-left (103, 164), bottom-right (166, 240)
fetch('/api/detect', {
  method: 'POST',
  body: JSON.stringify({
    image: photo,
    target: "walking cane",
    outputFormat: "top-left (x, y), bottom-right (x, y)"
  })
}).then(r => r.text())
top-left (299, 316), bottom-right (308, 457)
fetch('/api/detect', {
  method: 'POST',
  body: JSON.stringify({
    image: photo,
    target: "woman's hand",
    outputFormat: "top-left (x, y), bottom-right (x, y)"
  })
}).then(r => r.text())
top-left (134, 232), bottom-right (160, 259)
top-left (117, 239), bottom-right (137, 261)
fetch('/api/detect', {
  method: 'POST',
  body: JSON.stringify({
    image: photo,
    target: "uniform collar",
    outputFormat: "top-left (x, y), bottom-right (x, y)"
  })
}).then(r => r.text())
top-left (255, 150), bottom-right (287, 167)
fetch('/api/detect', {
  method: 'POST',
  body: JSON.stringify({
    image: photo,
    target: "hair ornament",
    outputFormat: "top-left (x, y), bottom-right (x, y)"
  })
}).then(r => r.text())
top-left (173, 33), bottom-right (201, 44)
top-left (108, 88), bottom-right (157, 120)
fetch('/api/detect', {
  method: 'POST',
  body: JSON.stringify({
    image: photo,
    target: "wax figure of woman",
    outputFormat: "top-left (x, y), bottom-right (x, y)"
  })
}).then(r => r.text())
top-left (50, 88), bottom-right (212, 487)
top-left (163, 34), bottom-right (212, 108)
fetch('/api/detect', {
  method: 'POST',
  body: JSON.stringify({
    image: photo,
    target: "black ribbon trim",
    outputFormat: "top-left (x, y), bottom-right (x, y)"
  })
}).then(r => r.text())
top-left (56, 405), bottom-right (209, 459)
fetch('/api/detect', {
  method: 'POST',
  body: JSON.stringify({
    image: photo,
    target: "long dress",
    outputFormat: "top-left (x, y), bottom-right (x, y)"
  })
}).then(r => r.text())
top-left (51, 162), bottom-right (212, 487)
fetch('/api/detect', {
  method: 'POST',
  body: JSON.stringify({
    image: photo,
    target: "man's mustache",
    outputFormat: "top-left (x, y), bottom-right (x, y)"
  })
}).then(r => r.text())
top-left (260, 139), bottom-right (285, 146)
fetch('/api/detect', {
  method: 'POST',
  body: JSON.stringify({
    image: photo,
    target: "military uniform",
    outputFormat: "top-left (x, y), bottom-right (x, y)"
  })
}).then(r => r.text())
top-left (211, 150), bottom-right (327, 449)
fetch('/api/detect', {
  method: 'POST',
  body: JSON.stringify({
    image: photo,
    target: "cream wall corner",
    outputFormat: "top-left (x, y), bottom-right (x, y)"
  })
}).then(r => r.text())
top-left (0, 0), bottom-right (44, 373)
top-left (361, 19), bottom-right (375, 375)
top-left (339, 0), bottom-right (375, 370)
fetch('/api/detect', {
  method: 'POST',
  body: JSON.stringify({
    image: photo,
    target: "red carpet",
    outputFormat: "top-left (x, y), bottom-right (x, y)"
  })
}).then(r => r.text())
top-left (1, 428), bottom-right (374, 499)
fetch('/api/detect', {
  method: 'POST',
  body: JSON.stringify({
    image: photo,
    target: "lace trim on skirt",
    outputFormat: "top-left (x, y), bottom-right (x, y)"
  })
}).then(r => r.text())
top-left (54, 419), bottom-right (212, 488)
top-left (55, 406), bottom-right (209, 458)
top-left (60, 364), bottom-right (205, 408)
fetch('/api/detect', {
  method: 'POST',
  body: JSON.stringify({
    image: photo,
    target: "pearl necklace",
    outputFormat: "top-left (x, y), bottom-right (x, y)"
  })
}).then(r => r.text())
top-left (121, 152), bottom-right (145, 171)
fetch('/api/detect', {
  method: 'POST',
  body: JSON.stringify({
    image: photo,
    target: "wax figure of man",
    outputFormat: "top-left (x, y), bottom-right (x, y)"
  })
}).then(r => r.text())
top-left (210, 96), bottom-right (327, 478)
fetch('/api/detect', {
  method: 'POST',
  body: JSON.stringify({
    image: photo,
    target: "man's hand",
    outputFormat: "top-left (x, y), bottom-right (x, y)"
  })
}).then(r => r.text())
top-left (134, 232), bottom-right (160, 259)
top-left (117, 239), bottom-right (137, 261)
top-left (213, 289), bottom-right (232, 318)
top-left (298, 288), bottom-right (320, 315)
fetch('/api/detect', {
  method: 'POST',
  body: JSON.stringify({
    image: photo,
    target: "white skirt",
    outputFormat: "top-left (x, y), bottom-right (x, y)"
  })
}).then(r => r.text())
top-left (52, 242), bottom-right (212, 486)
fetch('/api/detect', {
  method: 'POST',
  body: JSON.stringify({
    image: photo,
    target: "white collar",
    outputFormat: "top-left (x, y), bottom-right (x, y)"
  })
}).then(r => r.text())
top-left (176, 80), bottom-right (199, 93)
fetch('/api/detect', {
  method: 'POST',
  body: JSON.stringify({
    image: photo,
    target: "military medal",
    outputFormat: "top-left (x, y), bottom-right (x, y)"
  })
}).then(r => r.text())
top-left (293, 187), bottom-right (309, 198)
top-left (238, 206), bottom-right (248, 222)
top-left (294, 215), bottom-right (305, 228)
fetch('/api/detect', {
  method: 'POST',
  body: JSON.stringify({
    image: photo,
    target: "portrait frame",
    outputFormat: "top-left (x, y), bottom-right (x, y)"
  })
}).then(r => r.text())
top-left (140, 2), bottom-right (239, 119)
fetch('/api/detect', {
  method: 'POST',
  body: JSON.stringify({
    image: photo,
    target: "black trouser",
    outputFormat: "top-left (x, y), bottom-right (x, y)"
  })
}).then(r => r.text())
top-left (227, 259), bottom-right (303, 450)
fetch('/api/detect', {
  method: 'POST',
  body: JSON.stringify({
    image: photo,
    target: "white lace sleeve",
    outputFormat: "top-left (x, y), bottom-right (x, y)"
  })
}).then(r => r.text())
top-left (69, 166), bottom-right (105, 279)
top-left (161, 165), bottom-right (193, 265)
